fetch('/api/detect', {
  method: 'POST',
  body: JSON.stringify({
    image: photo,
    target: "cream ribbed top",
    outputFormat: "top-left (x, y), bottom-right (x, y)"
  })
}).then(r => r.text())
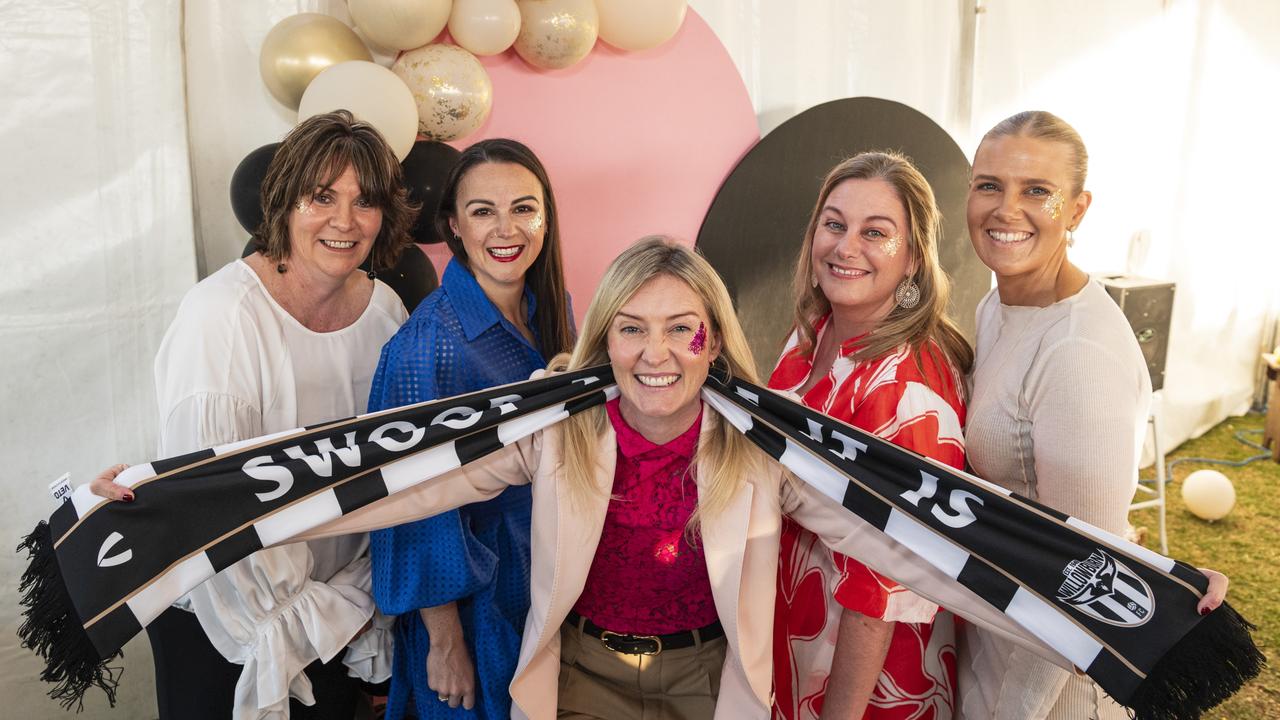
top-left (958, 280), bottom-right (1151, 720)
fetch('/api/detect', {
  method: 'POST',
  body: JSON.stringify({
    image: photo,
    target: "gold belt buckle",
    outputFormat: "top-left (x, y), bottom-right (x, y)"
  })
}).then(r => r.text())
top-left (599, 630), bottom-right (663, 656)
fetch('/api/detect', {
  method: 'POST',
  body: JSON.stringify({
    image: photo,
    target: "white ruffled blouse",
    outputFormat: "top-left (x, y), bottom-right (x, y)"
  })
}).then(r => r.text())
top-left (153, 259), bottom-right (407, 720)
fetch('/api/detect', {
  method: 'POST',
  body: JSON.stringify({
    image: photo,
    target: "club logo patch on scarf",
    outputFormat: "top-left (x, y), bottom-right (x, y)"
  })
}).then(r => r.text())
top-left (1057, 550), bottom-right (1154, 627)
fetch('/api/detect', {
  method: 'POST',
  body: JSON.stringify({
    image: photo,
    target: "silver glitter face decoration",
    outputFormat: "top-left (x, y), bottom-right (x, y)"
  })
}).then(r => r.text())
top-left (527, 213), bottom-right (544, 233)
top-left (881, 234), bottom-right (903, 257)
top-left (295, 199), bottom-right (313, 215)
top-left (1042, 189), bottom-right (1065, 220)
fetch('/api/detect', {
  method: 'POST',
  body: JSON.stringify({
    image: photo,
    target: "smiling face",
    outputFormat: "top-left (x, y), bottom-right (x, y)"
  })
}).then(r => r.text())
top-left (811, 178), bottom-right (914, 331)
top-left (286, 164), bottom-right (383, 280)
top-left (608, 274), bottom-right (720, 443)
top-left (448, 162), bottom-right (547, 294)
top-left (967, 134), bottom-right (1091, 283)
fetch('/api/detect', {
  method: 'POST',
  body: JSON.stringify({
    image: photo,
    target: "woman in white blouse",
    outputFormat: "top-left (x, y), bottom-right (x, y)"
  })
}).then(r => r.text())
top-left (96, 110), bottom-right (415, 720)
top-left (958, 111), bottom-right (1160, 719)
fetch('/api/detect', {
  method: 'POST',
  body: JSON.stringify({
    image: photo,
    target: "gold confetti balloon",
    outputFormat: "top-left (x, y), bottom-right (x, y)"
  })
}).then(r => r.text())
top-left (513, 0), bottom-right (599, 70)
top-left (393, 44), bottom-right (494, 142)
top-left (259, 14), bottom-right (372, 110)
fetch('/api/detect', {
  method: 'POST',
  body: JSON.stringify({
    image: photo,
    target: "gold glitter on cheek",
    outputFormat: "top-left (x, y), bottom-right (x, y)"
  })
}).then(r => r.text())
top-left (527, 214), bottom-right (544, 233)
top-left (1042, 189), bottom-right (1065, 220)
top-left (295, 200), bottom-right (313, 215)
top-left (881, 234), bottom-right (902, 257)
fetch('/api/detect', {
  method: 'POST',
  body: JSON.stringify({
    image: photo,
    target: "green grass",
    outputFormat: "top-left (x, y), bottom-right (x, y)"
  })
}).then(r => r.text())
top-left (1129, 412), bottom-right (1279, 718)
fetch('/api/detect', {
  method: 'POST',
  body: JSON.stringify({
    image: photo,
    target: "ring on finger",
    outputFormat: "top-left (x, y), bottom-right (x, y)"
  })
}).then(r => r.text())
top-left (438, 695), bottom-right (449, 702)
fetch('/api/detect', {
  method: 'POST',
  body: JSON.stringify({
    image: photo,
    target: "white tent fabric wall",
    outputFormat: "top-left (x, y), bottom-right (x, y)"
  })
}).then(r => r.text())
top-left (0, 1), bottom-right (196, 718)
top-left (970, 0), bottom-right (1280, 453)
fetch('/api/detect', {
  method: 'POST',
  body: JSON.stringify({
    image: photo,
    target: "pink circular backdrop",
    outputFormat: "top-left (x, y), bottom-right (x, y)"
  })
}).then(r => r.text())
top-left (417, 9), bottom-right (758, 323)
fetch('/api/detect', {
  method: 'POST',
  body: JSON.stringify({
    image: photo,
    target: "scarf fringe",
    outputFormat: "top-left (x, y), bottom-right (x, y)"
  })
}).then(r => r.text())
top-left (1129, 601), bottom-right (1265, 720)
top-left (16, 521), bottom-right (122, 711)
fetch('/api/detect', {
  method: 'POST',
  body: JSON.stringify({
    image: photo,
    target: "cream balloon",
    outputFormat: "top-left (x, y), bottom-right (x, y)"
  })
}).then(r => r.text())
top-left (259, 14), bottom-right (372, 109)
top-left (1181, 469), bottom-right (1236, 521)
top-left (514, 0), bottom-right (598, 70)
top-left (393, 44), bottom-right (493, 142)
top-left (348, 0), bottom-right (451, 51)
top-left (595, 0), bottom-right (687, 51)
top-left (448, 0), bottom-right (521, 56)
top-left (297, 61), bottom-right (419, 161)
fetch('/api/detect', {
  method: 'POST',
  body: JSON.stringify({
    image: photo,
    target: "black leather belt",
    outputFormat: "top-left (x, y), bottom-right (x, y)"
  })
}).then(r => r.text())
top-left (565, 610), bottom-right (724, 656)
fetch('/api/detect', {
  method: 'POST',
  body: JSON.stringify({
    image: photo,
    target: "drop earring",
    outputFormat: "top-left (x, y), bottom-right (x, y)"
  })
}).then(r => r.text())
top-left (1067, 227), bottom-right (1076, 247)
top-left (894, 277), bottom-right (920, 309)
top-left (276, 262), bottom-right (286, 274)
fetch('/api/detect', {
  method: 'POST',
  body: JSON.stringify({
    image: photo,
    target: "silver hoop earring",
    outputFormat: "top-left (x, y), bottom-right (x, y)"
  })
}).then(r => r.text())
top-left (894, 278), bottom-right (920, 309)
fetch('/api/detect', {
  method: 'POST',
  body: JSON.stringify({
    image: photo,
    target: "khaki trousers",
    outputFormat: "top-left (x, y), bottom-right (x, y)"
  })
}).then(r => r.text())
top-left (557, 621), bottom-right (728, 720)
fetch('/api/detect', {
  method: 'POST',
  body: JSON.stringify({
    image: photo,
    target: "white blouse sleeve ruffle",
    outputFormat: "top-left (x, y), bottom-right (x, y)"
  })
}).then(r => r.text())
top-left (163, 392), bottom-right (387, 719)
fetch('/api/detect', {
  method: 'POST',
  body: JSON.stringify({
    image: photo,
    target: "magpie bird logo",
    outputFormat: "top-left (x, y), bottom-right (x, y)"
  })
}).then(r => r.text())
top-left (1057, 550), bottom-right (1153, 627)
top-left (96, 531), bottom-right (133, 568)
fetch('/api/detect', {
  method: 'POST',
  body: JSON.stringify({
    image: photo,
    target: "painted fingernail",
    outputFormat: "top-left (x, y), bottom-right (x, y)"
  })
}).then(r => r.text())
top-left (1199, 606), bottom-right (1210, 615)
top-left (124, 493), bottom-right (135, 503)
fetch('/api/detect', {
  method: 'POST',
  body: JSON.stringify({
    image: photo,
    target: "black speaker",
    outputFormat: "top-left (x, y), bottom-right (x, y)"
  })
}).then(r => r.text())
top-left (1095, 275), bottom-right (1175, 392)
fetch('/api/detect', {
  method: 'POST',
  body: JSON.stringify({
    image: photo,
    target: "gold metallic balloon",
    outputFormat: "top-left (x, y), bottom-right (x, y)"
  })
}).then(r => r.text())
top-left (596, 0), bottom-right (687, 52)
top-left (348, 0), bottom-right (451, 52)
top-left (513, 0), bottom-right (598, 71)
top-left (393, 44), bottom-right (493, 142)
top-left (259, 14), bottom-right (371, 110)
top-left (449, 0), bottom-right (522, 57)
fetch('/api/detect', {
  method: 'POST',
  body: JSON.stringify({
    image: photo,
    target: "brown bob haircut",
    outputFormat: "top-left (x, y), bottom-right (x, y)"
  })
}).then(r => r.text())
top-left (433, 138), bottom-right (575, 361)
top-left (251, 110), bottom-right (418, 272)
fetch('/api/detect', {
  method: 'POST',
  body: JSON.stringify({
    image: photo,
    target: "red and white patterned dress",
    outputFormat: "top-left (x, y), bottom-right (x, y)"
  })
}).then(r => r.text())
top-left (770, 316), bottom-right (966, 720)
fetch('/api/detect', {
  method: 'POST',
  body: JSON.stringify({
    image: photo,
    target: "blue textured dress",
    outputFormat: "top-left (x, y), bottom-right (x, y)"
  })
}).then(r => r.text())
top-left (368, 259), bottom-right (555, 720)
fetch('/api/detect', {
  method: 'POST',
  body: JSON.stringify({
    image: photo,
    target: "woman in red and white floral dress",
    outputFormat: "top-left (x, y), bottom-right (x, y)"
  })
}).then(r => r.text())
top-left (770, 152), bottom-right (973, 720)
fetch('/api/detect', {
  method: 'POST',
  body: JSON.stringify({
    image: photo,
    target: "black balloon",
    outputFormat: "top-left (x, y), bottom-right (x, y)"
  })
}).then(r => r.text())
top-left (697, 97), bottom-right (989, 371)
top-left (374, 244), bottom-right (439, 313)
top-left (401, 140), bottom-right (462, 244)
top-left (229, 142), bottom-right (281, 234)
top-left (239, 239), bottom-right (439, 314)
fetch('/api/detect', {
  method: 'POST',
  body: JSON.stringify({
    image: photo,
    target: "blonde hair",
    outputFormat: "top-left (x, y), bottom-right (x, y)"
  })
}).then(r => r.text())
top-left (791, 151), bottom-right (973, 374)
top-left (552, 237), bottom-right (767, 524)
top-left (981, 110), bottom-right (1089, 195)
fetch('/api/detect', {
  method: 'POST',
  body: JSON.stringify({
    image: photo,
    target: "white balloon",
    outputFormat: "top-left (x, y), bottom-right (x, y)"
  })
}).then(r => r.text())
top-left (449, 0), bottom-right (521, 56)
top-left (1181, 469), bottom-right (1236, 521)
top-left (348, 0), bottom-right (451, 51)
top-left (297, 61), bottom-right (419, 161)
top-left (595, 0), bottom-right (687, 52)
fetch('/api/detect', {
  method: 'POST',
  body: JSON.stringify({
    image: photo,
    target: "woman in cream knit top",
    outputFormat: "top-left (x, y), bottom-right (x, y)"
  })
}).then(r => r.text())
top-left (957, 111), bottom-right (1149, 720)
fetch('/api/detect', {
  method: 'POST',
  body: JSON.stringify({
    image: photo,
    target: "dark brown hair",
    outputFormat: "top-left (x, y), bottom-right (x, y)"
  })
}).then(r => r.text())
top-left (252, 110), bottom-right (418, 271)
top-left (791, 151), bottom-right (973, 374)
top-left (435, 138), bottom-right (575, 360)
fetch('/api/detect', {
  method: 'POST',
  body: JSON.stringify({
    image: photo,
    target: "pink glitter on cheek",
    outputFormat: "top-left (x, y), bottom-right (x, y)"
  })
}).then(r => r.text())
top-left (688, 322), bottom-right (707, 355)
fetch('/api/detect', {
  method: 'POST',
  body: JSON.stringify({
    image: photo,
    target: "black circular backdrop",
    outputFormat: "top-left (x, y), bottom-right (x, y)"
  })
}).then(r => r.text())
top-left (697, 96), bottom-right (989, 371)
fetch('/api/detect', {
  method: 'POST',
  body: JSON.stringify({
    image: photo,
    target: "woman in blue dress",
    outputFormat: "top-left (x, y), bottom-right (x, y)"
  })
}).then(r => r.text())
top-left (367, 139), bottom-right (575, 719)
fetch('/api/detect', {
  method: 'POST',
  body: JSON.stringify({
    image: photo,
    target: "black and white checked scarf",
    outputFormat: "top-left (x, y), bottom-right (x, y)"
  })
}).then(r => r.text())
top-left (18, 365), bottom-right (1261, 719)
